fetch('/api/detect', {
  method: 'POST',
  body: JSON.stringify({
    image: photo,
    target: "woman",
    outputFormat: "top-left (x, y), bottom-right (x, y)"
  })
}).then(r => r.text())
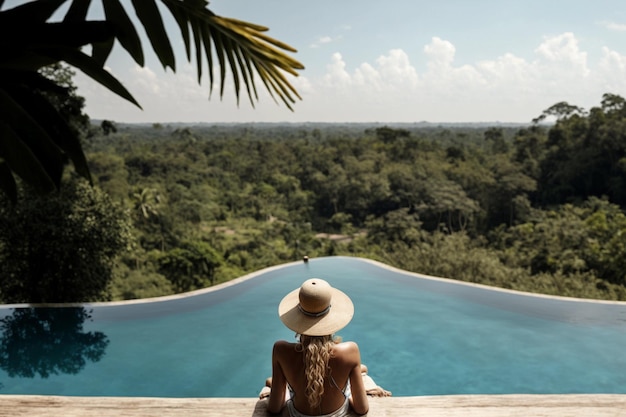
top-left (265, 278), bottom-right (369, 416)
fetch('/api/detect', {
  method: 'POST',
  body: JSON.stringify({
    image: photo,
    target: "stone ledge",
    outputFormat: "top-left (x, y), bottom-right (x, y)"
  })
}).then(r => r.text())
top-left (0, 394), bottom-right (625, 416)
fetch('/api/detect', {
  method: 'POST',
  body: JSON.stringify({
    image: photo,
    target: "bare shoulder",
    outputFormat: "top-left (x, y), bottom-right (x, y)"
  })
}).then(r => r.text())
top-left (333, 341), bottom-right (361, 361)
top-left (335, 341), bottom-right (360, 352)
top-left (273, 340), bottom-right (295, 353)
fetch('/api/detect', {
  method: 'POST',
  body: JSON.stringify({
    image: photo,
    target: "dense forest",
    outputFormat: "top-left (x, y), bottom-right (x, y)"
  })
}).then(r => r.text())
top-left (2, 94), bottom-right (626, 303)
top-left (2, 3), bottom-right (625, 305)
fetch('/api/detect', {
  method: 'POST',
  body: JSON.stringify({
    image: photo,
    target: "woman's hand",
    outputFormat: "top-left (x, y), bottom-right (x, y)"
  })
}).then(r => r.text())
top-left (259, 377), bottom-right (273, 399)
top-left (259, 387), bottom-right (271, 399)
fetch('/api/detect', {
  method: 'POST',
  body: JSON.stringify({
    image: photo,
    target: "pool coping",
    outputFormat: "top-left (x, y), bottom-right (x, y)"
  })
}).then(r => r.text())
top-left (1, 394), bottom-right (625, 416)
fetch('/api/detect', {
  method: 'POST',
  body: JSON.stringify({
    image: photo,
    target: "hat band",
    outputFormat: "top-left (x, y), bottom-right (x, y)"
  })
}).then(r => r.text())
top-left (298, 304), bottom-right (331, 317)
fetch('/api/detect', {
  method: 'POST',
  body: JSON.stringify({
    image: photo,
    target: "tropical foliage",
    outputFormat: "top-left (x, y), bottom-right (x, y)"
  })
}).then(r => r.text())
top-left (0, 176), bottom-right (131, 303)
top-left (52, 92), bottom-right (625, 302)
top-left (2, 3), bottom-right (626, 304)
top-left (0, 0), bottom-right (303, 202)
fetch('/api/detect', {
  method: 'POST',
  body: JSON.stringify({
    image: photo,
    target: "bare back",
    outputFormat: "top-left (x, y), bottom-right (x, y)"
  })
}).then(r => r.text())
top-left (267, 340), bottom-right (369, 415)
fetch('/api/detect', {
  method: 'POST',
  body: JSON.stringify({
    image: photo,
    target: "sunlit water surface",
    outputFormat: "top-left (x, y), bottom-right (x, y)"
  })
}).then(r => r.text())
top-left (1, 256), bottom-right (625, 397)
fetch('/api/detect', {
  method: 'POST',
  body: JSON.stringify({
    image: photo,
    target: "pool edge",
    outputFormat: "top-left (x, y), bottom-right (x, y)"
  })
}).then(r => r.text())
top-left (1, 256), bottom-right (624, 308)
top-left (0, 393), bottom-right (625, 416)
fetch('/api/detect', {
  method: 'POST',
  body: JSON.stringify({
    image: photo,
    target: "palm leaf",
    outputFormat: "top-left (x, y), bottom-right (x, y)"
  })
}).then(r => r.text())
top-left (0, 89), bottom-right (65, 190)
top-left (2, 69), bottom-right (66, 96)
top-left (199, 21), bottom-right (215, 94)
top-left (0, 49), bottom-right (59, 72)
top-left (190, 14), bottom-right (204, 84)
top-left (64, 0), bottom-right (92, 22)
top-left (218, 16), bottom-right (303, 73)
top-left (221, 36), bottom-right (242, 104)
top-left (0, 0), bottom-right (304, 200)
top-left (168, 9), bottom-right (208, 84)
top-left (162, 0), bottom-right (192, 61)
top-left (131, 0), bottom-right (175, 70)
top-left (1, 21), bottom-right (115, 52)
top-left (0, 0), bottom-right (66, 24)
top-left (91, 37), bottom-right (115, 67)
top-left (44, 47), bottom-right (142, 109)
top-left (252, 61), bottom-right (290, 108)
top-left (0, 121), bottom-right (57, 196)
top-left (231, 42), bottom-right (257, 107)
top-left (209, 25), bottom-right (227, 99)
top-left (5, 81), bottom-right (91, 183)
top-left (103, 0), bottom-right (144, 65)
top-left (159, 0), bottom-right (303, 109)
top-left (0, 160), bottom-right (18, 203)
top-left (0, 20), bottom-right (116, 74)
top-left (252, 57), bottom-right (301, 109)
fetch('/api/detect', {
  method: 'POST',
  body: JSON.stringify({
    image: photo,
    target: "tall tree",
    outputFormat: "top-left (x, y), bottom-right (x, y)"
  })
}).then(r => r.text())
top-left (158, 240), bottom-right (222, 291)
top-left (535, 94), bottom-right (626, 206)
top-left (0, 177), bottom-right (131, 303)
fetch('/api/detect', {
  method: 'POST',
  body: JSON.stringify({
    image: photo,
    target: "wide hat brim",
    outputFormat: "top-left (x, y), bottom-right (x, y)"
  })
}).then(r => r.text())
top-left (278, 285), bottom-right (354, 336)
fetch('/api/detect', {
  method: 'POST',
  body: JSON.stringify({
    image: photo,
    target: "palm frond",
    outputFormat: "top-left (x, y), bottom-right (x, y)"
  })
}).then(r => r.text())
top-left (0, 0), bottom-right (66, 24)
top-left (0, 0), bottom-right (303, 201)
top-left (0, 89), bottom-right (65, 191)
top-left (0, 121), bottom-right (57, 197)
top-left (159, 0), bottom-right (304, 109)
top-left (58, 48), bottom-right (142, 108)
top-left (102, 0), bottom-right (144, 66)
top-left (0, 160), bottom-right (18, 203)
top-left (64, 0), bottom-right (92, 22)
top-left (131, 0), bottom-right (175, 70)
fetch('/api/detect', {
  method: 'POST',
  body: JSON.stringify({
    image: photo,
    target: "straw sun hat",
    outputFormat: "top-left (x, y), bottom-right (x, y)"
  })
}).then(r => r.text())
top-left (279, 278), bottom-right (354, 336)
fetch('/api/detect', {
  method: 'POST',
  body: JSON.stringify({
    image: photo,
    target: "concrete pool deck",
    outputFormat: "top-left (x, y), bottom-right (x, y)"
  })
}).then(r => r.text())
top-left (0, 394), bottom-right (625, 416)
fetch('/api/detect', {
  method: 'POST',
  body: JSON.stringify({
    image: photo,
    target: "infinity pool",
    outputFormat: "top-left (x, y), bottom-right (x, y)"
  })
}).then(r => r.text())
top-left (1, 256), bottom-right (625, 397)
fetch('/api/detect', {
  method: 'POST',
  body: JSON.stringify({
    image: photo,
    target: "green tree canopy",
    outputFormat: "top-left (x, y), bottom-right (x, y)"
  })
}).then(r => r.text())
top-left (158, 240), bottom-right (222, 292)
top-left (0, 177), bottom-right (131, 303)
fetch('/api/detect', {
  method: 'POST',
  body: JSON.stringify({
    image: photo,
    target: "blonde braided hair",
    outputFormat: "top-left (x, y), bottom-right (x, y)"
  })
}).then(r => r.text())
top-left (297, 335), bottom-right (338, 410)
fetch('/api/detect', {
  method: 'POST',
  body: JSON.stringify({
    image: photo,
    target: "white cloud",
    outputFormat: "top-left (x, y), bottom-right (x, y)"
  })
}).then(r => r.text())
top-left (424, 37), bottom-right (456, 69)
top-left (599, 20), bottom-right (626, 32)
top-left (133, 66), bottom-right (162, 95)
top-left (310, 35), bottom-right (341, 48)
top-left (322, 53), bottom-right (352, 88)
top-left (76, 32), bottom-right (626, 123)
top-left (376, 49), bottom-right (419, 89)
top-left (300, 32), bottom-right (626, 122)
top-left (352, 62), bottom-right (380, 88)
top-left (477, 53), bottom-right (532, 86)
top-left (597, 46), bottom-right (626, 92)
top-left (534, 32), bottom-right (589, 74)
top-left (599, 46), bottom-right (626, 71)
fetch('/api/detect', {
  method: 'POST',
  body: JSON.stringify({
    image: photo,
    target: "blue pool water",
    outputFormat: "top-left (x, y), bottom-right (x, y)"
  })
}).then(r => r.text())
top-left (1, 256), bottom-right (625, 397)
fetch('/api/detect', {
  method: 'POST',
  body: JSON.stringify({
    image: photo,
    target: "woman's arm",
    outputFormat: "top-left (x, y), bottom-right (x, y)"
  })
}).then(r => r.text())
top-left (347, 344), bottom-right (369, 415)
top-left (267, 341), bottom-right (288, 414)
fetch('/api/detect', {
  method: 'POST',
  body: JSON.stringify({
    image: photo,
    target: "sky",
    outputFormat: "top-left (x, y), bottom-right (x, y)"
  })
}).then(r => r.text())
top-left (24, 0), bottom-right (626, 123)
